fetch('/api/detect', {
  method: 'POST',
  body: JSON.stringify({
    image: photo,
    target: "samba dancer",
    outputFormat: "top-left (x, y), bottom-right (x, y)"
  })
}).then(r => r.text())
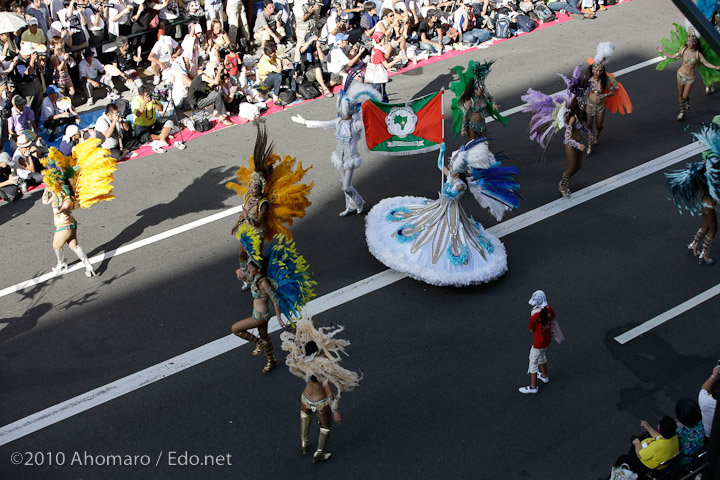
top-left (450, 60), bottom-right (507, 140)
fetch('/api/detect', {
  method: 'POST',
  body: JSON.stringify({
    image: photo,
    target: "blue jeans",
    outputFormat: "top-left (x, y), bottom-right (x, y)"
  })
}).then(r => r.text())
top-left (419, 36), bottom-right (451, 54)
top-left (462, 28), bottom-right (492, 45)
top-left (263, 70), bottom-right (297, 97)
top-left (547, 0), bottom-right (581, 14)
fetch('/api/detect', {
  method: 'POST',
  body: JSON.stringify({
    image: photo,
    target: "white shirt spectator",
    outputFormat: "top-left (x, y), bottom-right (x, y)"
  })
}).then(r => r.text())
top-left (380, 0), bottom-right (407, 13)
top-left (107, 0), bottom-right (131, 37)
top-left (84, 5), bottom-right (105, 35)
top-left (40, 96), bottom-right (60, 123)
top-left (170, 57), bottom-right (190, 106)
top-left (11, 150), bottom-right (33, 179)
top-left (327, 45), bottom-right (350, 74)
top-left (151, 35), bottom-right (179, 64)
top-left (79, 57), bottom-right (106, 79)
top-left (180, 35), bottom-right (200, 75)
top-left (94, 112), bottom-right (121, 150)
top-left (699, 389), bottom-right (716, 437)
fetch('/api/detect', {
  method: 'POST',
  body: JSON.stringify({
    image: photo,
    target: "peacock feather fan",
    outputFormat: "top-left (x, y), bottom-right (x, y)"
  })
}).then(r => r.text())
top-left (665, 162), bottom-right (708, 215)
top-left (236, 223), bottom-right (264, 265)
top-left (265, 234), bottom-right (317, 327)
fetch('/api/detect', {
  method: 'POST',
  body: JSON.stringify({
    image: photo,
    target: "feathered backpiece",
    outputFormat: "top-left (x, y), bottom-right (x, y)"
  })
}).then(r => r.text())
top-left (450, 60), bottom-right (507, 137)
top-left (236, 223), bottom-right (263, 265)
top-left (41, 139), bottom-right (116, 208)
top-left (265, 234), bottom-right (316, 326)
top-left (454, 139), bottom-right (521, 221)
top-left (666, 123), bottom-right (720, 213)
top-left (557, 63), bottom-right (586, 99)
top-left (521, 87), bottom-right (571, 152)
top-left (280, 317), bottom-right (362, 410)
top-left (226, 122), bottom-right (314, 241)
top-left (657, 23), bottom-right (720, 87)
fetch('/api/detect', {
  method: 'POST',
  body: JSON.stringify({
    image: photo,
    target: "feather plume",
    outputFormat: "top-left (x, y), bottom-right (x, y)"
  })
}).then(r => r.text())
top-left (594, 41), bottom-right (615, 64)
top-left (265, 234), bottom-right (317, 325)
top-left (657, 23), bottom-right (688, 71)
top-left (469, 161), bottom-right (522, 221)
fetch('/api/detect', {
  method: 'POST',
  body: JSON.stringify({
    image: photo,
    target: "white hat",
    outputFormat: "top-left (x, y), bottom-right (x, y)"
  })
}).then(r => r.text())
top-left (27, 17), bottom-right (39, 26)
top-left (528, 290), bottom-right (548, 308)
top-left (204, 61), bottom-right (218, 76)
top-left (133, 0), bottom-right (145, 4)
top-left (62, 125), bottom-right (80, 143)
top-left (19, 42), bottom-right (34, 56)
top-left (16, 133), bottom-right (32, 148)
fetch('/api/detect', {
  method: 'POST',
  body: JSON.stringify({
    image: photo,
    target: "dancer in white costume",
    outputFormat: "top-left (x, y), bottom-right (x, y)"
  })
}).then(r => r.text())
top-left (365, 139), bottom-right (521, 287)
top-left (291, 76), bottom-right (381, 217)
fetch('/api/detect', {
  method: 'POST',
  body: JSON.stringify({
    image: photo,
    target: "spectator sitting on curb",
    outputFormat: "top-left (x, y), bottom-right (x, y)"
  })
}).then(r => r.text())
top-left (41, 85), bottom-right (80, 142)
top-left (95, 103), bottom-right (139, 160)
top-left (187, 61), bottom-right (235, 126)
top-left (79, 49), bottom-right (113, 106)
top-left (299, 32), bottom-right (335, 97)
top-left (131, 85), bottom-right (184, 154)
top-left (613, 416), bottom-right (679, 477)
top-left (326, 32), bottom-right (363, 86)
top-left (149, 35), bottom-right (181, 86)
top-left (0, 152), bottom-right (22, 202)
top-left (58, 125), bottom-right (82, 157)
top-left (699, 365), bottom-right (719, 438)
top-left (11, 132), bottom-right (45, 191)
top-left (418, 9), bottom-right (450, 55)
top-left (254, 0), bottom-right (288, 49)
top-left (112, 36), bottom-right (144, 94)
top-left (8, 95), bottom-right (38, 148)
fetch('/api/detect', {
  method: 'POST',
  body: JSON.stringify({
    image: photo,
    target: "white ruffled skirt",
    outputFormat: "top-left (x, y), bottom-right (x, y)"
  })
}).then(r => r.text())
top-left (365, 195), bottom-right (508, 287)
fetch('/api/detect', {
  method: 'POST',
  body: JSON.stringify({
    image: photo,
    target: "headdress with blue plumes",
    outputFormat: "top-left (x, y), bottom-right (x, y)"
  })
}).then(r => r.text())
top-left (337, 67), bottom-right (382, 118)
top-left (666, 119), bottom-right (720, 215)
top-left (236, 223), bottom-right (264, 265)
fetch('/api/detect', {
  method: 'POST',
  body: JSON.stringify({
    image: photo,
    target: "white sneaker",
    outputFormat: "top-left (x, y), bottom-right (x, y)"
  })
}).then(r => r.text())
top-left (153, 75), bottom-right (160, 86)
top-left (519, 386), bottom-right (538, 394)
top-left (87, 97), bottom-right (95, 106)
top-left (538, 373), bottom-right (549, 384)
top-left (241, 281), bottom-right (250, 291)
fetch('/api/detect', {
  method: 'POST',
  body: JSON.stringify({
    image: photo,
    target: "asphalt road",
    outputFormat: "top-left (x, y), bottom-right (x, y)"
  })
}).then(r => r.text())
top-left (1, 1), bottom-right (719, 478)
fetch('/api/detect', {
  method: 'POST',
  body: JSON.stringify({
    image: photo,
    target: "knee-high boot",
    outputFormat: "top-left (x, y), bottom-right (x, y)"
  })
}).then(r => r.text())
top-left (688, 228), bottom-right (706, 256)
top-left (677, 100), bottom-right (686, 121)
top-left (71, 245), bottom-right (96, 277)
top-left (235, 331), bottom-right (268, 352)
top-left (313, 424), bottom-right (332, 463)
top-left (339, 192), bottom-right (357, 217)
top-left (300, 410), bottom-right (311, 454)
top-left (699, 236), bottom-right (715, 266)
top-left (260, 333), bottom-right (276, 373)
top-left (558, 173), bottom-right (572, 199)
top-left (52, 248), bottom-right (67, 273)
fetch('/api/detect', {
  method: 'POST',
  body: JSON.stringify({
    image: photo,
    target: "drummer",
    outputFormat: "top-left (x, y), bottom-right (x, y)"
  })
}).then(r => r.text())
top-left (40, 85), bottom-right (80, 142)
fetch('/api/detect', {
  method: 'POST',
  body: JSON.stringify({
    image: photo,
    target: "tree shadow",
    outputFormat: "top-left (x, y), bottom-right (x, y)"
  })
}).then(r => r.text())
top-left (90, 167), bottom-right (237, 271)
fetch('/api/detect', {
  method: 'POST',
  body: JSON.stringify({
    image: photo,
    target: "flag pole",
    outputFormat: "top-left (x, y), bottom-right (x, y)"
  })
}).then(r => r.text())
top-left (438, 89), bottom-right (446, 192)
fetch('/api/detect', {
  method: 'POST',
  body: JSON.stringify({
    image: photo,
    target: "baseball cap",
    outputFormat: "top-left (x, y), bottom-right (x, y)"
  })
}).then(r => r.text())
top-left (27, 17), bottom-right (39, 26)
top-left (46, 85), bottom-right (62, 95)
top-left (63, 125), bottom-right (80, 143)
top-left (335, 32), bottom-right (349, 41)
top-left (12, 95), bottom-right (26, 106)
top-left (426, 8), bottom-right (439, 17)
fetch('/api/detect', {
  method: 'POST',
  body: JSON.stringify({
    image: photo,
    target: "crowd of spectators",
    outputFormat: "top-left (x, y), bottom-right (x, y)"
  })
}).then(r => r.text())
top-left (0, 0), bottom-right (616, 203)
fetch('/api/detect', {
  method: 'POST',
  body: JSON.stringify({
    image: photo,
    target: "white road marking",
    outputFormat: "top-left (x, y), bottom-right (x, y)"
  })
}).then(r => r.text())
top-left (0, 139), bottom-right (704, 447)
top-left (614, 282), bottom-right (720, 344)
top-left (0, 56), bottom-right (663, 300)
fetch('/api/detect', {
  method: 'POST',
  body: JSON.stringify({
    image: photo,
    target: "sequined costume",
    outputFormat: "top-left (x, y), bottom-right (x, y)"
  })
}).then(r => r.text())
top-left (364, 139), bottom-right (520, 287)
top-left (450, 60), bottom-right (508, 139)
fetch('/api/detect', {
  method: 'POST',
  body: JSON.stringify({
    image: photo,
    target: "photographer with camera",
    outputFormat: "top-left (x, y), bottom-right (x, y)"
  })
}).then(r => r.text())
top-left (294, 0), bottom-right (322, 60)
top-left (131, 85), bottom-right (178, 154)
top-left (82, 0), bottom-right (107, 46)
top-left (326, 32), bottom-right (362, 85)
top-left (58, 0), bottom-right (90, 51)
top-left (41, 85), bottom-right (80, 141)
top-left (187, 61), bottom-right (234, 126)
top-left (253, 0), bottom-right (288, 49)
top-left (108, 0), bottom-right (134, 40)
top-left (12, 44), bottom-right (44, 116)
top-left (95, 102), bottom-right (139, 159)
top-left (298, 32), bottom-right (334, 97)
top-left (153, 0), bottom-right (185, 39)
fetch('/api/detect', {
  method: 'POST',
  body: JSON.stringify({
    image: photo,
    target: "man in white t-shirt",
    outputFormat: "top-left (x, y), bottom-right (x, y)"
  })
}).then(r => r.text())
top-left (699, 365), bottom-right (719, 438)
top-left (148, 35), bottom-right (180, 85)
top-left (79, 48), bottom-right (112, 105)
top-left (326, 32), bottom-right (362, 84)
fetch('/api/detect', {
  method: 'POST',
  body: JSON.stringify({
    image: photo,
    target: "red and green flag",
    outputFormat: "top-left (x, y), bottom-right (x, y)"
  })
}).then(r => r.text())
top-left (362, 90), bottom-right (444, 155)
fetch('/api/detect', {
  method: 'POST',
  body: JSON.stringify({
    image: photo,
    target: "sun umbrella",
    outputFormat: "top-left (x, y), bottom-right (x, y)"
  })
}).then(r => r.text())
top-left (0, 12), bottom-right (27, 35)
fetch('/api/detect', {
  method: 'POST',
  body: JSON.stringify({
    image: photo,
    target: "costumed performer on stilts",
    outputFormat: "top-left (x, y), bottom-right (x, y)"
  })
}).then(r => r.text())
top-left (281, 317), bottom-right (361, 463)
top-left (41, 138), bottom-right (117, 277)
top-left (666, 116), bottom-right (720, 265)
top-left (365, 137), bottom-right (521, 287)
top-left (522, 64), bottom-right (590, 199)
top-left (449, 60), bottom-right (508, 141)
top-left (227, 121), bottom-right (314, 290)
top-left (230, 224), bottom-right (317, 373)
top-left (291, 73), bottom-right (381, 217)
top-left (583, 41), bottom-right (632, 155)
top-left (657, 21), bottom-right (720, 121)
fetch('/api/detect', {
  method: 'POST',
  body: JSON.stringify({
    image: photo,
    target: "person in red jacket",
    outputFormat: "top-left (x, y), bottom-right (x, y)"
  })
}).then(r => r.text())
top-left (519, 290), bottom-right (556, 394)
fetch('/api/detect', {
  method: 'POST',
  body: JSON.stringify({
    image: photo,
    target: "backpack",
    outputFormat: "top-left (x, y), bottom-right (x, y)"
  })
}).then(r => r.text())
top-left (113, 98), bottom-right (131, 119)
top-left (297, 82), bottom-right (321, 100)
top-left (515, 13), bottom-right (535, 32)
top-left (279, 88), bottom-right (297, 105)
top-left (192, 111), bottom-right (212, 132)
top-left (495, 16), bottom-right (511, 38)
top-left (533, 1), bottom-right (556, 23)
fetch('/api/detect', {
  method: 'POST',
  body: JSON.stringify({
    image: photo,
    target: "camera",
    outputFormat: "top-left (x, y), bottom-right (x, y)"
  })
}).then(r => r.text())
top-left (151, 85), bottom-right (170, 101)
